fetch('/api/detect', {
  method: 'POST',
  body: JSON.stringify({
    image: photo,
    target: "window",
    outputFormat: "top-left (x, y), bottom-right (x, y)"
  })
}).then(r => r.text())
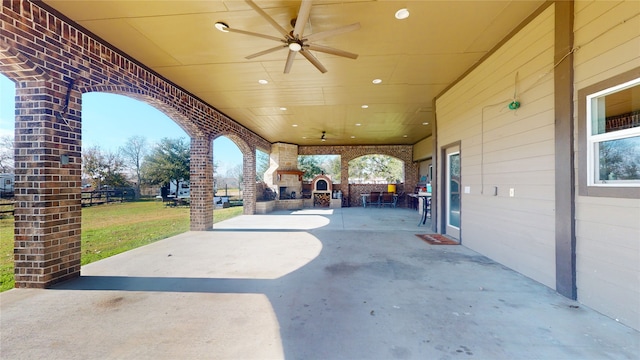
top-left (578, 68), bottom-right (640, 198)
top-left (586, 77), bottom-right (640, 187)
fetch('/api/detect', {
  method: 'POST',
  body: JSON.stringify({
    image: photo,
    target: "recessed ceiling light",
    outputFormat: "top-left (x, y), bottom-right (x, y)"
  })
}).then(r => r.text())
top-left (292, 124), bottom-right (298, 127)
top-left (372, 79), bottom-right (382, 84)
top-left (403, 134), bottom-right (408, 138)
top-left (422, 122), bottom-right (429, 125)
top-left (395, 8), bottom-right (410, 20)
top-left (355, 123), bottom-right (361, 126)
top-left (214, 22), bottom-right (229, 32)
top-left (280, 107), bottom-right (287, 110)
top-left (302, 136), bottom-right (307, 139)
top-left (350, 136), bottom-right (356, 138)
top-left (361, 105), bottom-right (369, 109)
top-left (258, 79), bottom-right (268, 84)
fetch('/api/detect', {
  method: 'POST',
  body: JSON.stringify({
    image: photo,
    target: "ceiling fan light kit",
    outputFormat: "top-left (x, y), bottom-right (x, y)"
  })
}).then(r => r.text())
top-left (216, 0), bottom-right (360, 74)
top-left (288, 42), bottom-right (302, 52)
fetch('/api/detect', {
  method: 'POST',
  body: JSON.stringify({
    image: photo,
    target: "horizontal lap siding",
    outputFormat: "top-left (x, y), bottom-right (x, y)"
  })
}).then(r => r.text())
top-left (437, 6), bottom-right (557, 288)
top-left (573, 0), bottom-right (640, 330)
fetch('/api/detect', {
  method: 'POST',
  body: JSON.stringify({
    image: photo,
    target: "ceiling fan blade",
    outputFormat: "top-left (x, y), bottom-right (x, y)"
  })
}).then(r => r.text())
top-left (245, 0), bottom-right (290, 38)
top-left (292, 0), bottom-right (313, 38)
top-left (304, 23), bottom-right (361, 42)
top-left (246, 45), bottom-right (288, 59)
top-left (306, 44), bottom-right (358, 59)
top-left (284, 50), bottom-right (297, 74)
top-left (226, 27), bottom-right (284, 42)
top-left (300, 49), bottom-right (328, 73)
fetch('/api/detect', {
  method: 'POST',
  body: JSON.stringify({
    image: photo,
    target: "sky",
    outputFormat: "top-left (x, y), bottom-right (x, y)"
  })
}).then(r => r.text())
top-left (0, 75), bottom-right (243, 175)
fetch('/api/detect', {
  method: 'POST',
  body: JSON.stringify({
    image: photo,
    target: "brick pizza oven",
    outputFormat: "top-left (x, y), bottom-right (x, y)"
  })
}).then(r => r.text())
top-left (311, 174), bottom-right (332, 207)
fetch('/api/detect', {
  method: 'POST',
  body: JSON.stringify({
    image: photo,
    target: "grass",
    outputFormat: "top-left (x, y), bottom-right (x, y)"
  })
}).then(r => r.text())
top-left (0, 200), bottom-right (243, 292)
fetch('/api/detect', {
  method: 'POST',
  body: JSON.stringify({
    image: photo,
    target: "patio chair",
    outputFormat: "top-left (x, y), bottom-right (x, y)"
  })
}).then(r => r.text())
top-left (396, 191), bottom-right (406, 207)
top-left (369, 191), bottom-right (381, 207)
top-left (380, 192), bottom-right (396, 207)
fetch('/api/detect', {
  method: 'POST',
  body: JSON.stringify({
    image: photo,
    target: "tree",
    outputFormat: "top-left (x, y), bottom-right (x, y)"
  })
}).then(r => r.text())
top-left (599, 137), bottom-right (640, 180)
top-left (82, 146), bottom-right (129, 188)
top-left (0, 135), bottom-right (14, 173)
top-left (120, 135), bottom-right (148, 199)
top-left (256, 150), bottom-right (269, 181)
top-left (348, 155), bottom-right (404, 183)
top-left (141, 137), bottom-right (190, 192)
top-left (227, 164), bottom-right (243, 190)
top-left (326, 156), bottom-right (341, 182)
top-left (298, 155), bottom-right (325, 181)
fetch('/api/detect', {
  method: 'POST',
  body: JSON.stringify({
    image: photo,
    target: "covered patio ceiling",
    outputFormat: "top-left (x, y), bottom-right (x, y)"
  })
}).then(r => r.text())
top-left (42, 0), bottom-right (545, 146)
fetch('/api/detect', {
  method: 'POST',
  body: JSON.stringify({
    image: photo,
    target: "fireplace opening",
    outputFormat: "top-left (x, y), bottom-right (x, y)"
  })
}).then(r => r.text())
top-left (316, 179), bottom-right (328, 191)
top-left (279, 187), bottom-right (297, 200)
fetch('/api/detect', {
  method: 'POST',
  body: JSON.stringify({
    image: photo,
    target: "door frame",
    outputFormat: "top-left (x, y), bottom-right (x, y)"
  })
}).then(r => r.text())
top-left (440, 141), bottom-right (462, 241)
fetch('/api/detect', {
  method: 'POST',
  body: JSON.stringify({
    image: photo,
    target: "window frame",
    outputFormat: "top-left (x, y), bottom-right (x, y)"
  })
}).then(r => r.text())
top-left (578, 67), bottom-right (640, 199)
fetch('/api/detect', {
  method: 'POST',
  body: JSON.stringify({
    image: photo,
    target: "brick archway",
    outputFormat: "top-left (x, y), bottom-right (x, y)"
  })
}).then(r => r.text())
top-left (212, 133), bottom-right (271, 215)
top-left (79, 87), bottom-right (200, 138)
top-left (0, 2), bottom-right (270, 287)
top-left (298, 145), bottom-right (419, 206)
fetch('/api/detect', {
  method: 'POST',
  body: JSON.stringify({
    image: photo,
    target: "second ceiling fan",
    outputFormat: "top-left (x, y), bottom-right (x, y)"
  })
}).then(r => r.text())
top-left (216, 0), bottom-right (360, 74)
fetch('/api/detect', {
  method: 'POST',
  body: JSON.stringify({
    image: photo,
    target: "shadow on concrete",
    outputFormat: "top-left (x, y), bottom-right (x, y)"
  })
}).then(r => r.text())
top-left (2, 208), bottom-right (638, 359)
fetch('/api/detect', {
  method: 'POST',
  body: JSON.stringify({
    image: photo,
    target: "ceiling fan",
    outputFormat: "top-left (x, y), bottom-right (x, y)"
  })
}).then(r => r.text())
top-left (215, 0), bottom-right (360, 74)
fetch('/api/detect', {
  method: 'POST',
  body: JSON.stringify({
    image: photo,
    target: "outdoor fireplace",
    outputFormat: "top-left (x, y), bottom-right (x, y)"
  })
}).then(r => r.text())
top-left (279, 186), bottom-right (297, 200)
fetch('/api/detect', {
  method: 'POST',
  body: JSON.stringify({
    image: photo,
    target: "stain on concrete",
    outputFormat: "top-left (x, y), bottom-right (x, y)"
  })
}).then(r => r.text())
top-left (363, 259), bottom-right (428, 280)
top-left (97, 296), bottom-right (125, 309)
top-left (390, 345), bottom-right (411, 359)
top-left (324, 262), bottom-right (360, 276)
top-left (456, 345), bottom-right (473, 355)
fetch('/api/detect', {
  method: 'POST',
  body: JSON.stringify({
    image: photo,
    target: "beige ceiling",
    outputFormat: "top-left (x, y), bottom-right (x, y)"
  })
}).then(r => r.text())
top-left (42, 0), bottom-right (545, 146)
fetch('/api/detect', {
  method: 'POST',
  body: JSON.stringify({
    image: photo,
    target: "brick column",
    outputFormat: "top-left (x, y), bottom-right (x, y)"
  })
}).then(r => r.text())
top-left (341, 157), bottom-right (350, 206)
top-left (13, 80), bottom-right (82, 288)
top-left (243, 146), bottom-right (256, 215)
top-left (189, 136), bottom-right (214, 230)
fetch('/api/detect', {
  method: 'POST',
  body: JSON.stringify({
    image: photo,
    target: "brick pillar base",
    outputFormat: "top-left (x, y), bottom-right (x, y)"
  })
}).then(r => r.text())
top-left (190, 136), bottom-right (214, 230)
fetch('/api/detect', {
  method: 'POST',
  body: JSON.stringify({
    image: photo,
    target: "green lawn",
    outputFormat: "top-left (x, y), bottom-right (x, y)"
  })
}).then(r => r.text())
top-left (0, 200), bottom-right (243, 292)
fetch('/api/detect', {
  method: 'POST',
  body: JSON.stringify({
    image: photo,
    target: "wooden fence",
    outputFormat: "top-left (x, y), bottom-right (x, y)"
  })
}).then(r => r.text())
top-left (82, 188), bottom-right (135, 207)
top-left (0, 199), bottom-right (13, 217)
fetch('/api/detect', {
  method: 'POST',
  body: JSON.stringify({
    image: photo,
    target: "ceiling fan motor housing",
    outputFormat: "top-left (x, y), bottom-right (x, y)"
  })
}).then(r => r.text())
top-left (222, 0), bottom-right (360, 73)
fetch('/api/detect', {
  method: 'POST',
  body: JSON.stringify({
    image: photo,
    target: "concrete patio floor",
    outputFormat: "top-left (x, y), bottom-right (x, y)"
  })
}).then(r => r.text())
top-left (1, 207), bottom-right (638, 359)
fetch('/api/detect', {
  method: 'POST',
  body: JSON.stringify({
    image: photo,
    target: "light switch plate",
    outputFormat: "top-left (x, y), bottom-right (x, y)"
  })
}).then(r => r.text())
top-left (509, 188), bottom-right (515, 197)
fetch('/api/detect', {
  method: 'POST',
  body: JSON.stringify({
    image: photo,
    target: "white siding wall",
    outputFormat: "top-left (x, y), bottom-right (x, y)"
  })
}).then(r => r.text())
top-left (413, 136), bottom-right (434, 162)
top-left (573, 0), bottom-right (640, 330)
top-left (436, 6), bottom-right (557, 288)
